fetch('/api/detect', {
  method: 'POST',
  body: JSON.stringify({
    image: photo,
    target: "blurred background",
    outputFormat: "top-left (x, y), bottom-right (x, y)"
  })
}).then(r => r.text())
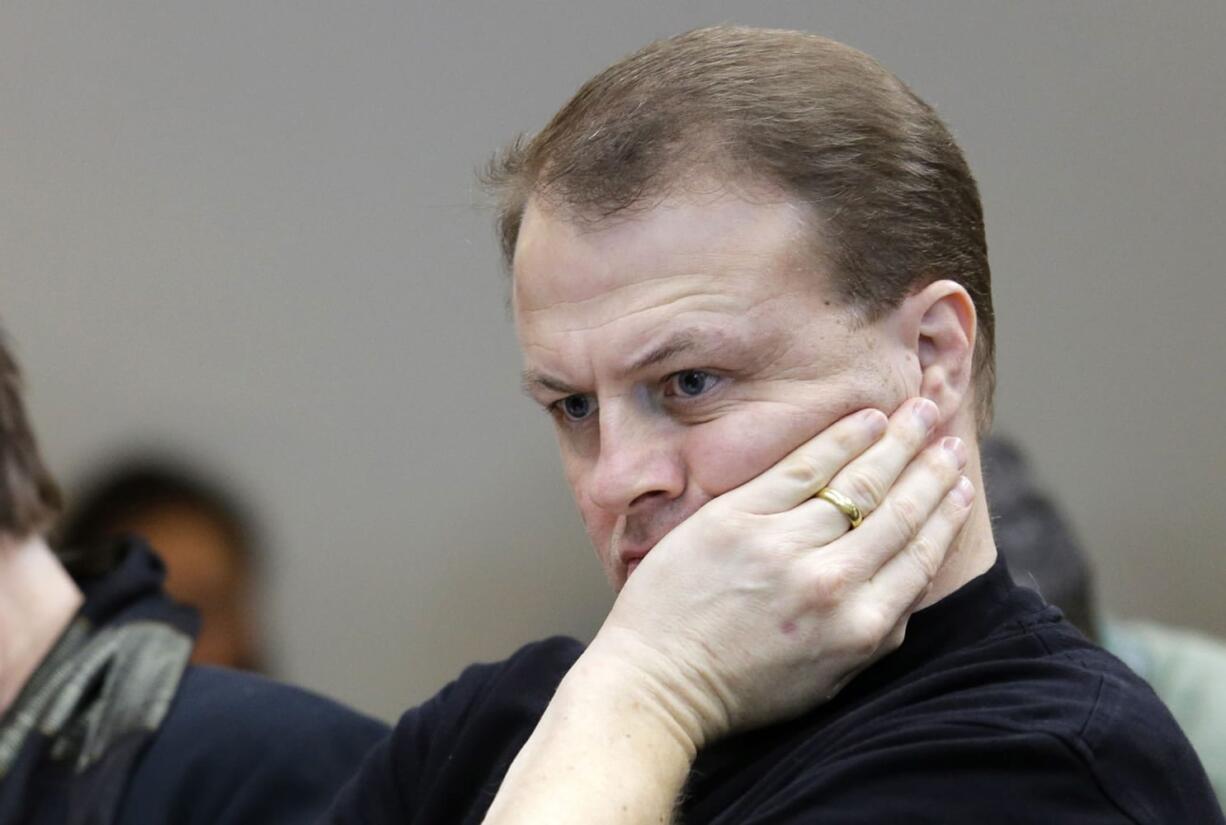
top-left (1, 2), bottom-right (1222, 721)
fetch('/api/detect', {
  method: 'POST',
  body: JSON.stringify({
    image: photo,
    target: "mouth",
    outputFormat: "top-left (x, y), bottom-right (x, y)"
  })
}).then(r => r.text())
top-left (612, 508), bottom-right (694, 584)
top-left (619, 542), bottom-right (656, 580)
top-left (615, 510), bottom-right (695, 583)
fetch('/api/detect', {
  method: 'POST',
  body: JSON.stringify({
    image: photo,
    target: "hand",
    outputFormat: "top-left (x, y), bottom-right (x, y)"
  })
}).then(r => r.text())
top-left (585, 397), bottom-right (974, 751)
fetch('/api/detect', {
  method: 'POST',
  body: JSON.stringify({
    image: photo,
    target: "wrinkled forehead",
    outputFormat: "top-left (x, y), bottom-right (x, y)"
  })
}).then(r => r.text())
top-left (510, 187), bottom-right (824, 324)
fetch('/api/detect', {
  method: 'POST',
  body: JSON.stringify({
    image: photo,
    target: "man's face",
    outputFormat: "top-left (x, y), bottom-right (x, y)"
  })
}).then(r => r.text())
top-left (513, 185), bottom-right (914, 591)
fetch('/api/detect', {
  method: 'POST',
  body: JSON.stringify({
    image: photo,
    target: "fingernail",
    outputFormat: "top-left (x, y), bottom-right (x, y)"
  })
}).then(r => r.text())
top-left (861, 408), bottom-right (888, 436)
top-left (940, 436), bottom-right (967, 468)
top-left (951, 475), bottom-right (974, 506)
top-left (912, 398), bottom-right (939, 431)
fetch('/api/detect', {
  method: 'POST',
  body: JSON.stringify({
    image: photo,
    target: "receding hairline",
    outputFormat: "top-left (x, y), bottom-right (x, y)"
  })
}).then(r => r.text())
top-left (511, 169), bottom-right (876, 327)
top-left (486, 25), bottom-right (920, 261)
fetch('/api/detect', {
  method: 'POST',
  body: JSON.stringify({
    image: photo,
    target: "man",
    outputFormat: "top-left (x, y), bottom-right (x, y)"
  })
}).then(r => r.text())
top-left (0, 335), bottom-right (387, 823)
top-left (327, 26), bottom-right (1221, 823)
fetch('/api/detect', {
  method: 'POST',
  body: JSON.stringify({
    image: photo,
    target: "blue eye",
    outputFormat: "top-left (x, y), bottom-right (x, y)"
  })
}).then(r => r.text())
top-left (670, 370), bottom-right (719, 398)
top-left (557, 394), bottom-right (597, 422)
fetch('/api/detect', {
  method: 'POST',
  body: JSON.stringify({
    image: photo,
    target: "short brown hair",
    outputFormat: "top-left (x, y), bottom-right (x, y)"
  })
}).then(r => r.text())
top-left (0, 330), bottom-right (61, 539)
top-left (487, 25), bottom-right (995, 430)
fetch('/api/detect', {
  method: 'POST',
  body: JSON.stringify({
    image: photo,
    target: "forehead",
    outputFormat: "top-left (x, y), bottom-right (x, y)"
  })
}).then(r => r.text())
top-left (512, 187), bottom-right (828, 329)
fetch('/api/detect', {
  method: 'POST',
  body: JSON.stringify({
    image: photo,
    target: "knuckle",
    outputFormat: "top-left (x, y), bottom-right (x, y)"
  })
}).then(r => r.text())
top-left (781, 522), bottom-right (821, 556)
top-left (906, 534), bottom-right (944, 581)
top-left (884, 622), bottom-right (908, 652)
top-left (885, 495), bottom-right (924, 541)
top-left (845, 629), bottom-right (878, 660)
top-left (720, 506), bottom-right (756, 533)
top-left (785, 451), bottom-right (826, 489)
top-left (941, 487), bottom-right (970, 517)
top-left (806, 563), bottom-right (853, 609)
top-left (923, 444), bottom-right (959, 479)
top-left (707, 508), bottom-right (758, 548)
top-left (831, 421), bottom-right (862, 453)
top-left (845, 606), bottom-right (888, 657)
top-left (841, 469), bottom-right (885, 509)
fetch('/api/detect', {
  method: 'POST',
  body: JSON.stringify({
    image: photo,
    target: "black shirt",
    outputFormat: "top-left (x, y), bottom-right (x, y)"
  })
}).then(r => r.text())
top-left (325, 557), bottom-right (1223, 823)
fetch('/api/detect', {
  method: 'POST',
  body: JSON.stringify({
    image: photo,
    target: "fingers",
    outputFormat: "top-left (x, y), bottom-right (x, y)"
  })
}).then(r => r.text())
top-left (790, 422), bottom-right (966, 605)
top-left (841, 431), bottom-right (968, 574)
top-left (810, 397), bottom-right (939, 528)
top-left (719, 408), bottom-right (888, 515)
top-left (865, 474), bottom-right (976, 620)
top-left (766, 397), bottom-right (952, 548)
top-left (875, 565), bottom-right (937, 657)
top-left (768, 489), bottom-right (876, 554)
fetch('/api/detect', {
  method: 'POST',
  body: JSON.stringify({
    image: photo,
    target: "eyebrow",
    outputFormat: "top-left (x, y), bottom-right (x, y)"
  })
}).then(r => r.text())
top-left (521, 328), bottom-right (740, 399)
top-left (625, 330), bottom-right (704, 373)
top-left (521, 370), bottom-right (579, 398)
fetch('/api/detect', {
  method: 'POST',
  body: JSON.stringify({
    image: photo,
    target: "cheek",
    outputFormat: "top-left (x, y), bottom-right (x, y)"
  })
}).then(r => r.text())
top-left (684, 386), bottom-right (900, 496)
top-left (558, 447), bottom-right (618, 549)
top-left (684, 410), bottom-right (829, 497)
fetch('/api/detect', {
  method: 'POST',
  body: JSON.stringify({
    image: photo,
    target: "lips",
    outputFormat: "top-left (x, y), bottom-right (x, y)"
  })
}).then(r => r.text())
top-left (618, 542), bottom-right (656, 580)
top-left (615, 511), bottom-right (694, 581)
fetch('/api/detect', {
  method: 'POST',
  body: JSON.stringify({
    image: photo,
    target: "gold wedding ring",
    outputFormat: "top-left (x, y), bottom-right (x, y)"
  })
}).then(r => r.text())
top-left (815, 486), bottom-right (864, 529)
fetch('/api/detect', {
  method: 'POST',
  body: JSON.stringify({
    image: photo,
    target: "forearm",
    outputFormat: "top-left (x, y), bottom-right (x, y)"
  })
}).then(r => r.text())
top-left (482, 643), bottom-right (702, 825)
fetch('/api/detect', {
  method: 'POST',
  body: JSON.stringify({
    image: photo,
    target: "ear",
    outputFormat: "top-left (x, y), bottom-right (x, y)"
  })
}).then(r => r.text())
top-left (897, 280), bottom-right (977, 424)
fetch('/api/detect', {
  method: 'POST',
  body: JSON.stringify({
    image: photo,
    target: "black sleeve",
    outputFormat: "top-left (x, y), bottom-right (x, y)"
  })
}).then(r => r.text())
top-left (117, 666), bottom-right (389, 825)
top-left (322, 636), bottom-right (585, 825)
top-left (322, 678), bottom-right (459, 824)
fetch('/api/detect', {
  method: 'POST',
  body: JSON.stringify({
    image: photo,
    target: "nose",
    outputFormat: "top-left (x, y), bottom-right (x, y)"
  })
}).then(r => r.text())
top-left (587, 403), bottom-right (685, 515)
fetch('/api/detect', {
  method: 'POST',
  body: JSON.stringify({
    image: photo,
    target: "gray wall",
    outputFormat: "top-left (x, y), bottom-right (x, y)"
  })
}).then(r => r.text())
top-left (2, 2), bottom-right (1222, 720)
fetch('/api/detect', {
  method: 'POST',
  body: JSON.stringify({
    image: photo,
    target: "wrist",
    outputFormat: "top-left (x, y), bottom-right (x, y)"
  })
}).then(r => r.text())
top-left (579, 628), bottom-right (730, 756)
top-left (484, 639), bottom-right (700, 824)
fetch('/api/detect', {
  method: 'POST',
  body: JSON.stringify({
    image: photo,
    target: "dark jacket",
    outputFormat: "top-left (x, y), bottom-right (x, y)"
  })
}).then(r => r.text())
top-left (0, 540), bottom-right (387, 825)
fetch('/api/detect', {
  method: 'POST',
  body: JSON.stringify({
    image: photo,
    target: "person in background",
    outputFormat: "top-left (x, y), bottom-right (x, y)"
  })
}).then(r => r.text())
top-left (985, 435), bottom-right (1226, 804)
top-left (0, 330), bottom-right (387, 825)
top-left (58, 459), bottom-right (266, 672)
